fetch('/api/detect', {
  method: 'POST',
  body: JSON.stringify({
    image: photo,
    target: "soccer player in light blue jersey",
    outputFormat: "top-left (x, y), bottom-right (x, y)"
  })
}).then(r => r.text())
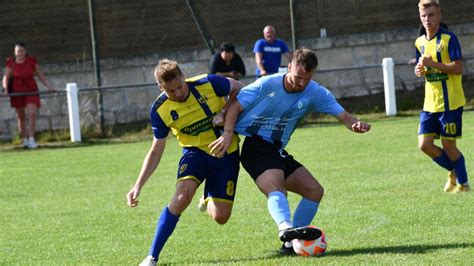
top-left (210, 48), bottom-right (370, 254)
top-left (126, 59), bottom-right (243, 265)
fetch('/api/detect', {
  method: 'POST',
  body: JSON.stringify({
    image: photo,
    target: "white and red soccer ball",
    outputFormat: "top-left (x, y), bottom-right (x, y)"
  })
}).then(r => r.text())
top-left (292, 226), bottom-right (327, 257)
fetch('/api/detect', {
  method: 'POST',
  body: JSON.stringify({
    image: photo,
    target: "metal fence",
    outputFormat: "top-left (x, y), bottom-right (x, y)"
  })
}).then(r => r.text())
top-left (1, 0), bottom-right (473, 142)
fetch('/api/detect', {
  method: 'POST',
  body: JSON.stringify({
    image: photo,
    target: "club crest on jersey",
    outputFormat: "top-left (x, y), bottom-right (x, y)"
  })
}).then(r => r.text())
top-left (179, 164), bottom-right (188, 174)
top-left (197, 95), bottom-right (208, 104)
top-left (436, 41), bottom-right (444, 52)
top-left (170, 110), bottom-right (179, 121)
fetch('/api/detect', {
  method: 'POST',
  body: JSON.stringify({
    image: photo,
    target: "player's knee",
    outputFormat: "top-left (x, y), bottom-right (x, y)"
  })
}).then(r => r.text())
top-left (418, 141), bottom-right (431, 153)
top-left (302, 184), bottom-right (324, 202)
top-left (311, 185), bottom-right (324, 201)
top-left (213, 213), bottom-right (230, 225)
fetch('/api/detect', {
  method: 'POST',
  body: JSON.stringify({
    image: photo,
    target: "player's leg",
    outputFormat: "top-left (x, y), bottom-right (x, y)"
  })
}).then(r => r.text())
top-left (240, 137), bottom-right (293, 234)
top-left (285, 166), bottom-right (323, 228)
top-left (144, 148), bottom-right (204, 263)
top-left (205, 150), bottom-right (240, 224)
top-left (418, 111), bottom-right (454, 171)
top-left (440, 108), bottom-right (469, 192)
top-left (145, 179), bottom-right (199, 263)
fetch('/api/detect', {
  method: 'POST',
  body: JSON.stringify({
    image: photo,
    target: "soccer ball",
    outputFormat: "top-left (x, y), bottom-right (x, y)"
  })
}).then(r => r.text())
top-left (292, 226), bottom-right (327, 257)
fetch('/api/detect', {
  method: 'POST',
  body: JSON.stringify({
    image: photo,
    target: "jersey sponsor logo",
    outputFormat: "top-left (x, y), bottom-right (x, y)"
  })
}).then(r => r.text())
top-left (425, 67), bottom-right (448, 82)
top-left (180, 115), bottom-right (214, 136)
top-left (263, 46), bottom-right (282, 53)
top-left (170, 110), bottom-right (179, 121)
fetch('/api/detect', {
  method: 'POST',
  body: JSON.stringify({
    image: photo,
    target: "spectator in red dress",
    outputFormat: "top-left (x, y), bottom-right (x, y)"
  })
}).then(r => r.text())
top-left (2, 42), bottom-right (55, 149)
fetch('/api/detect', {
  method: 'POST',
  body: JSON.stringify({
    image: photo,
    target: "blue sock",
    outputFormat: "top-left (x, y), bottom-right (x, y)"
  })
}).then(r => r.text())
top-left (452, 154), bottom-right (468, 184)
top-left (293, 198), bottom-right (320, 228)
top-left (149, 206), bottom-right (180, 261)
top-left (267, 191), bottom-right (291, 226)
top-left (433, 151), bottom-right (454, 171)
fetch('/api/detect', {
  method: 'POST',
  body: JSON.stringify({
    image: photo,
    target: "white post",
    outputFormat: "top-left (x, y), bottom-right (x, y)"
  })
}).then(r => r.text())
top-left (66, 83), bottom-right (82, 142)
top-left (382, 57), bottom-right (397, 116)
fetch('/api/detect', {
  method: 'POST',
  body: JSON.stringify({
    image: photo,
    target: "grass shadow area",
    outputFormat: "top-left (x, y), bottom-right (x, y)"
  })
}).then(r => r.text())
top-left (326, 242), bottom-right (474, 257)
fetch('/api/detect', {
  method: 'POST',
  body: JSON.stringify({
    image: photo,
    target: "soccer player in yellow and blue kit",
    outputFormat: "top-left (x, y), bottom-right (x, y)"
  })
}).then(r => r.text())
top-left (415, 0), bottom-right (470, 193)
top-left (126, 59), bottom-right (243, 265)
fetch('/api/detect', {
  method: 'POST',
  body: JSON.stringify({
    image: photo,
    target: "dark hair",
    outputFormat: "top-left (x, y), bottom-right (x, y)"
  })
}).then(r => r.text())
top-left (15, 41), bottom-right (26, 48)
top-left (292, 48), bottom-right (318, 71)
top-left (219, 42), bottom-right (235, 52)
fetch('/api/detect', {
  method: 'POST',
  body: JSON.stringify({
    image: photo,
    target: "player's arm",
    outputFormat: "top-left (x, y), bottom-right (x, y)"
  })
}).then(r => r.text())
top-left (126, 137), bottom-right (167, 207)
top-left (255, 52), bottom-right (267, 76)
top-left (212, 77), bottom-right (244, 127)
top-left (336, 111), bottom-right (371, 133)
top-left (419, 56), bottom-right (463, 75)
top-left (209, 100), bottom-right (243, 157)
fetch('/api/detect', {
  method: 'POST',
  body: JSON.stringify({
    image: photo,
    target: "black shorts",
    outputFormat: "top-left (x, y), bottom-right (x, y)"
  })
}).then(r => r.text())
top-left (240, 136), bottom-right (303, 181)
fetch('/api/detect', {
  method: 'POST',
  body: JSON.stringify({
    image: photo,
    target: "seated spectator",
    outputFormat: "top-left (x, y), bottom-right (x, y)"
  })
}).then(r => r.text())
top-left (209, 42), bottom-right (246, 80)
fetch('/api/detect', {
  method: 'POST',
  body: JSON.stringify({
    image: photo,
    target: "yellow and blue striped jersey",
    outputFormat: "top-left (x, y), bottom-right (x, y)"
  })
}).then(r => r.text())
top-left (415, 28), bottom-right (465, 112)
top-left (150, 74), bottom-right (239, 155)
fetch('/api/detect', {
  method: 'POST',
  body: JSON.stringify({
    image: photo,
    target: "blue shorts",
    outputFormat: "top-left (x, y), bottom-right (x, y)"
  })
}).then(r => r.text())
top-left (177, 147), bottom-right (240, 203)
top-left (418, 107), bottom-right (463, 139)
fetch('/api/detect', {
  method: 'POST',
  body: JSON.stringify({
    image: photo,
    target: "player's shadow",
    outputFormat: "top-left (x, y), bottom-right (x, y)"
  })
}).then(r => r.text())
top-left (325, 242), bottom-right (473, 257)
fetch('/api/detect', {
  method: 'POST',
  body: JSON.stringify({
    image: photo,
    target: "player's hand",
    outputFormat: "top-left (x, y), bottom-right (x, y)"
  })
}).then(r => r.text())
top-left (420, 55), bottom-right (435, 68)
top-left (259, 70), bottom-right (267, 77)
top-left (212, 111), bottom-right (225, 127)
top-left (209, 131), bottom-right (233, 158)
top-left (126, 185), bottom-right (141, 207)
top-left (352, 121), bottom-right (371, 133)
top-left (414, 63), bottom-right (425, 77)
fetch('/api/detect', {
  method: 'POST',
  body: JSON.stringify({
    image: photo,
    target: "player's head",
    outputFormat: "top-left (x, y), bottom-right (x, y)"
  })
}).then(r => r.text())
top-left (263, 25), bottom-right (276, 43)
top-left (155, 59), bottom-right (189, 102)
top-left (418, 0), bottom-right (441, 34)
top-left (219, 42), bottom-right (235, 62)
top-left (285, 48), bottom-right (318, 92)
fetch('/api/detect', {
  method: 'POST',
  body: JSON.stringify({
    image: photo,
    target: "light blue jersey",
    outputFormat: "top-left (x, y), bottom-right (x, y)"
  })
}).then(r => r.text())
top-left (235, 73), bottom-right (344, 149)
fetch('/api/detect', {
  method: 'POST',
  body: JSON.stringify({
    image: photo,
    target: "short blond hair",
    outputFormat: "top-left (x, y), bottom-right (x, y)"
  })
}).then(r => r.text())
top-left (154, 59), bottom-right (183, 83)
top-left (419, 0), bottom-right (440, 9)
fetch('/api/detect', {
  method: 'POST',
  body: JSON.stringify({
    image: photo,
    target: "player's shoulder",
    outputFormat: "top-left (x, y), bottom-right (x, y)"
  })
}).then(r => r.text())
top-left (186, 74), bottom-right (209, 84)
top-left (151, 92), bottom-right (169, 111)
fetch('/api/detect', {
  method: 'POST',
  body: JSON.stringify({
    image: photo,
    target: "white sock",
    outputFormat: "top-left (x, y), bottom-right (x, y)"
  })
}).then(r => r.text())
top-left (278, 221), bottom-right (293, 231)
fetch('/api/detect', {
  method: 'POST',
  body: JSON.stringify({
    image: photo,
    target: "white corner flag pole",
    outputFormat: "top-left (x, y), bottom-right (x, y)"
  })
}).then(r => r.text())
top-left (66, 83), bottom-right (82, 142)
top-left (382, 57), bottom-right (397, 116)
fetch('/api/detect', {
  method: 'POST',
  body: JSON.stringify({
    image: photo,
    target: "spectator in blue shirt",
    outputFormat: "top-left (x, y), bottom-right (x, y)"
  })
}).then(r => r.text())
top-left (253, 25), bottom-right (292, 77)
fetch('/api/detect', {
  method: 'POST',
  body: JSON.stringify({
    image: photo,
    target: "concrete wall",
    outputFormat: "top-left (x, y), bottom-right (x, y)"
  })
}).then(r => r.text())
top-left (1, 24), bottom-right (473, 141)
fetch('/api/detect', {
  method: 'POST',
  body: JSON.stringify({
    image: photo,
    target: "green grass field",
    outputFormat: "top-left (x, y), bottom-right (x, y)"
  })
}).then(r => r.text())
top-left (1, 112), bottom-right (473, 265)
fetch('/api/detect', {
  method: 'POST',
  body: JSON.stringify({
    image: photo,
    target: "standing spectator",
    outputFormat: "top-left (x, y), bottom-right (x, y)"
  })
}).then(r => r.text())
top-left (414, 0), bottom-right (469, 193)
top-left (2, 42), bottom-right (54, 149)
top-left (209, 42), bottom-right (246, 80)
top-left (253, 25), bottom-right (292, 77)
